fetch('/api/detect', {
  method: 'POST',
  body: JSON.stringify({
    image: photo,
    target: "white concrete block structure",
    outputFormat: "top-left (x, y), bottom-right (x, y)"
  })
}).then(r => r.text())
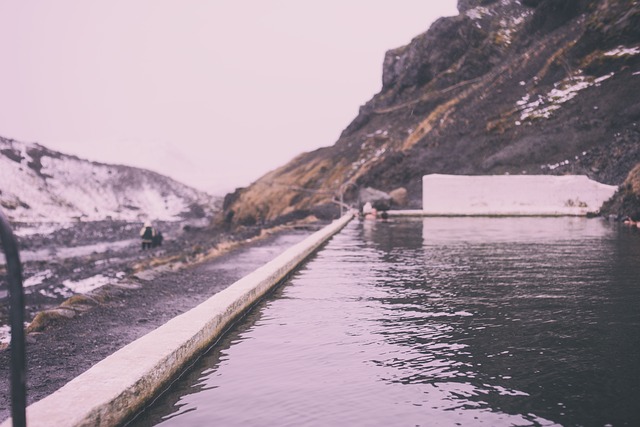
top-left (422, 174), bottom-right (618, 216)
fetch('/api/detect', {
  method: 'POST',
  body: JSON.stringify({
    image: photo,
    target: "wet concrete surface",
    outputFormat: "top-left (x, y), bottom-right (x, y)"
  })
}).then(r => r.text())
top-left (0, 222), bottom-right (318, 423)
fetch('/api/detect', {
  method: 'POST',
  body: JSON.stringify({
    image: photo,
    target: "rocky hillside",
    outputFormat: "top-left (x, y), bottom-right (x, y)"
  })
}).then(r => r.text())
top-left (222, 0), bottom-right (640, 226)
top-left (0, 136), bottom-right (214, 223)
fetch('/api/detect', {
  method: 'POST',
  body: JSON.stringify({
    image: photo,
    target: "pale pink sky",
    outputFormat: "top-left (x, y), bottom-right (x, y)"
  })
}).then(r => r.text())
top-left (0, 1), bottom-right (457, 195)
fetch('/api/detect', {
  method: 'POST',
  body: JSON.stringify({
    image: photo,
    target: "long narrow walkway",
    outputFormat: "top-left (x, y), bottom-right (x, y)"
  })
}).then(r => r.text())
top-left (0, 226), bottom-right (317, 423)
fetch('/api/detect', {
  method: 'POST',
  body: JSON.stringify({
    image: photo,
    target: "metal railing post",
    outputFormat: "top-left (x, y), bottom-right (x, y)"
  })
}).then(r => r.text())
top-left (0, 209), bottom-right (26, 427)
top-left (338, 182), bottom-right (358, 217)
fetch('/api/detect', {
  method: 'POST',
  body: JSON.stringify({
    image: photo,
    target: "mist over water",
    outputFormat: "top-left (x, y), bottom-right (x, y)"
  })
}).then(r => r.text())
top-left (132, 217), bottom-right (640, 427)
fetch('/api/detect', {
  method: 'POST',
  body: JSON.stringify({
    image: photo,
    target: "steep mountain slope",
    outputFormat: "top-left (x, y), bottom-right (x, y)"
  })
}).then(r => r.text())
top-left (222, 0), bottom-right (640, 226)
top-left (0, 136), bottom-right (214, 223)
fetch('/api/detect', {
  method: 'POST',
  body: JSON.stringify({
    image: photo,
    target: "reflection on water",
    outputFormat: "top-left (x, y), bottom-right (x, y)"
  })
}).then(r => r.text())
top-left (131, 217), bottom-right (640, 427)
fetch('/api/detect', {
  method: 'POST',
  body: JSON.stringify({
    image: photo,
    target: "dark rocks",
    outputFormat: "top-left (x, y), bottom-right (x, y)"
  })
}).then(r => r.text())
top-left (521, 0), bottom-right (544, 7)
top-left (358, 187), bottom-right (392, 210)
top-left (389, 188), bottom-right (409, 207)
top-left (600, 163), bottom-right (640, 220)
top-left (526, 0), bottom-right (594, 35)
top-left (381, 15), bottom-right (486, 92)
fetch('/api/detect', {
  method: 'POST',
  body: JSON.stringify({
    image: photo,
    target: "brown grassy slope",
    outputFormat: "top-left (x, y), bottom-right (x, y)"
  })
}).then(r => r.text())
top-left (601, 163), bottom-right (640, 220)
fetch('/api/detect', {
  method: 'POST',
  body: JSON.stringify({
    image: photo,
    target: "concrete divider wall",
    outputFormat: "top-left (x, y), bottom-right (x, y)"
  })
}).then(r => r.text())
top-left (4, 213), bottom-right (353, 427)
top-left (422, 174), bottom-right (618, 216)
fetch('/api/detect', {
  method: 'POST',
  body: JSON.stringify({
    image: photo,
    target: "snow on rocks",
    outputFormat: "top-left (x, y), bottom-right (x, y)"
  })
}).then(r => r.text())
top-left (0, 136), bottom-right (213, 223)
top-left (23, 269), bottom-right (54, 288)
top-left (466, 6), bottom-right (491, 20)
top-left (515, 72), bottom-right (614, 123)
top-left (603, 45), bottom-right (640, 57)
top-left (513, 44), bottom-right (638, 124)
top-left (62, 274), bottom-right (115, 295)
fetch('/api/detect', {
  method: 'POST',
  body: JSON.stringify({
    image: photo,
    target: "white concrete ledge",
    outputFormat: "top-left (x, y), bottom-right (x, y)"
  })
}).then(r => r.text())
top-left (4, 214), bottom-right (353, 427)
top-left (385, 210), bottom-right (601, 217)
top-left (385, 210), bottom-right (427, 217)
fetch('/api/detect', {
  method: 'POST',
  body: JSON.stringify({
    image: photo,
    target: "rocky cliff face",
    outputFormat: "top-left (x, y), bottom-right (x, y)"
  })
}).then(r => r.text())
top-left (223, 0), bottom-right (640, 226)
top-left (0, 136), bottom-right (215, 223)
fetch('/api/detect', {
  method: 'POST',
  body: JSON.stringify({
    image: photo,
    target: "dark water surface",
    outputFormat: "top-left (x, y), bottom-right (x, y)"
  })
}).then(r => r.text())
top-left (130, 217), bottom-right (640, 427)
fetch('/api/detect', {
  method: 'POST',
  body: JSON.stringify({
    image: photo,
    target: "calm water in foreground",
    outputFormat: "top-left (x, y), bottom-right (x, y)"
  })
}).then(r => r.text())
top-left (131, 217), bottom-right (640, 427)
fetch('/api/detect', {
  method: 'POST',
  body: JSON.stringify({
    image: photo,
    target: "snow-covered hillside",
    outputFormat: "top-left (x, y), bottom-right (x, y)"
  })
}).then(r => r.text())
top-left (0, 136), bottom-right (214, 223)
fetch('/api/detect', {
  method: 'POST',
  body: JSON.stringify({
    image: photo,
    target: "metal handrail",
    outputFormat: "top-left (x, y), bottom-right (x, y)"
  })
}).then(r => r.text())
top-left (0, 209), bottom-right (26, 427)
top-left (338, 182), bottom-right (359, 217)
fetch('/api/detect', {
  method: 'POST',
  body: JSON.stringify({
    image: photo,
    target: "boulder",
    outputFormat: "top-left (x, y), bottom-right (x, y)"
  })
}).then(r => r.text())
top-left (389, 187), bottom-right (408, 207)
top-left (359, 187), bottom-right (392, 211)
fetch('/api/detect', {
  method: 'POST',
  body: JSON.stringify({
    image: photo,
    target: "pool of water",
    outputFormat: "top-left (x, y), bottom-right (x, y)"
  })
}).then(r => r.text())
top-left (130, 217), bottom-right (640, 427)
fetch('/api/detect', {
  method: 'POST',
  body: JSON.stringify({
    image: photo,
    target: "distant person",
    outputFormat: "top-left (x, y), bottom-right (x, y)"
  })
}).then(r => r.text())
top-left (140, 221), bottom-right (156, 250)
top-left (362, 202), bottom-right (373, 216)
top-left (152, 229), bottom-right (164, 247)
top-left (622, 216), bottom-right (636, 226)
top-left (364, 207), bottom-right (378, 221)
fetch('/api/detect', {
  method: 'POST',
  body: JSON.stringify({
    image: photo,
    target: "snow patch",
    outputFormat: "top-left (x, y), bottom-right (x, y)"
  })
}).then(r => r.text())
top-left (18, 239), bottom-right (137, 263)
top-left (494, 8), bottom-right (531, 46)
top-left (24, 269), bottom-right (54, 288)
top-left (0, 325), bottom-right (10, 344)
top-left (516, 72), bottom-right (614, 122)
top-left (604, 45), bottom-right (640, 57)
top-left (466, 6), bottom-right (491, 20)
top-left (12, 223), bottom-right (70, 237)
top-left (62, 274), bottom-right (114, 295)
top-left (39, 287), bottom-right (70, 299)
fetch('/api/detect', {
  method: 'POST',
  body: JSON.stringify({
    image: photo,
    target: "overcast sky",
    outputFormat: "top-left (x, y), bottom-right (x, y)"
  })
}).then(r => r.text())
top-left (0, 1), bottom-right (458, 195)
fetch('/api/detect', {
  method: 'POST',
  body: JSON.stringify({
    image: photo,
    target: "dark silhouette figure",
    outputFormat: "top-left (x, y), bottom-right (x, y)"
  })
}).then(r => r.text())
top-left (152, 230), bottom-right (163, 247)
top-left (140, 221), bottom-right (155, 250)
